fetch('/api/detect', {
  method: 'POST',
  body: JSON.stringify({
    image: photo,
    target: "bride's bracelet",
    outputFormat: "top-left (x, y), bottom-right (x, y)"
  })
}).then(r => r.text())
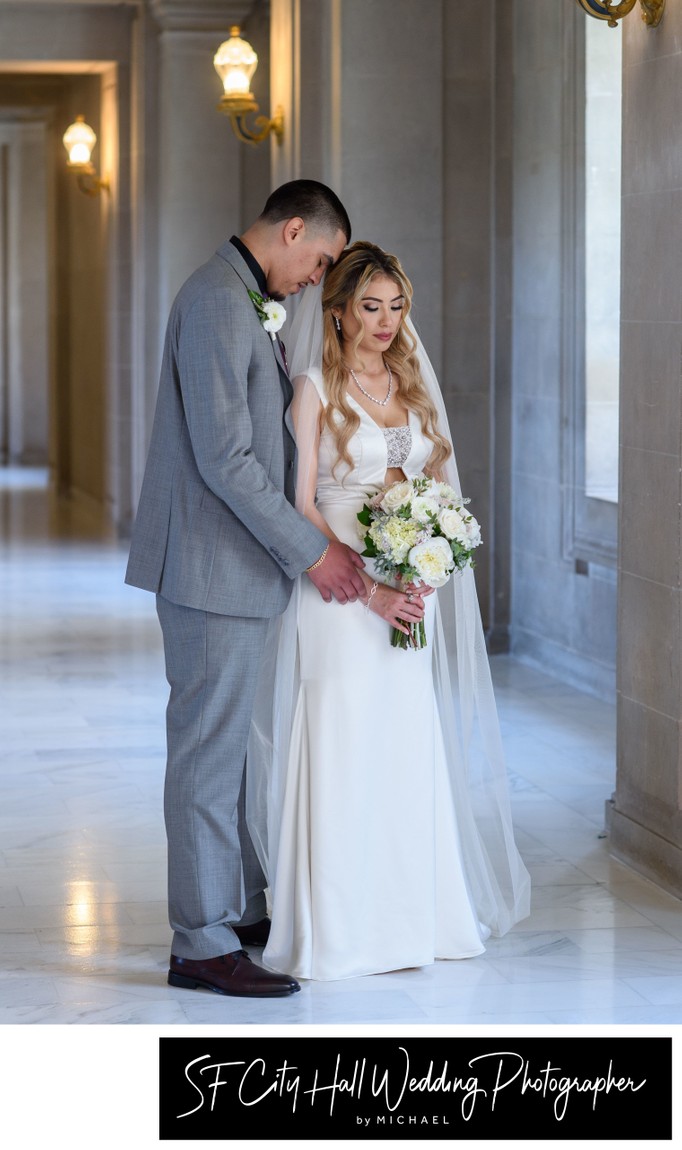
top-left (365, 581), bottom-right (378, 613)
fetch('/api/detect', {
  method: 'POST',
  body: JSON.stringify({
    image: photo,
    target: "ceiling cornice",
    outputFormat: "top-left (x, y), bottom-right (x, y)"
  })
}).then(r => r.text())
top-left (148, 0), bottom-right (256, 32)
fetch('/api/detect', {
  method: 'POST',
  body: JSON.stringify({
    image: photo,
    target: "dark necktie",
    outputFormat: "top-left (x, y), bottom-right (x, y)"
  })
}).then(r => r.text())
top-left (278, 338), bottom-right (289, 376)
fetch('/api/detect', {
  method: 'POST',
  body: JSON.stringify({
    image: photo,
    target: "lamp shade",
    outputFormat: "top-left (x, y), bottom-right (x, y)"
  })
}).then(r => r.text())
top-left (214, 26), bottom-right (258, 97)
top-left (63, 116), bottom-right (96, 166)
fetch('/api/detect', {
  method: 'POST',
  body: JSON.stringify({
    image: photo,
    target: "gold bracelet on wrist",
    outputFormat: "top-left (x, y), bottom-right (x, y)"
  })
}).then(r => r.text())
top-left (306, 543), bottom-right (329, 572)
top-left (365, 581), bottom-right (378, 612)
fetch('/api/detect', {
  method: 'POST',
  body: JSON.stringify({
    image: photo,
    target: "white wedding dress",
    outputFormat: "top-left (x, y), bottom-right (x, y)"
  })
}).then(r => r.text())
top-left (250, 372), bottom-right (507, 981)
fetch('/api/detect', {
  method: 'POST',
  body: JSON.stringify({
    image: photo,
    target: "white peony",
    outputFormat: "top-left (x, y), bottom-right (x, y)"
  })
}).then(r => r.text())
top-left (408, 536), bottom-right (455, 587)
top-left (261, 299), bottom-right (286, 333)
top-left (410, 494), bottom-right (440, 524)
top-left (380, 480), bottom-right (412, 513)
top-left (438, 507), bottom-right (466, 541)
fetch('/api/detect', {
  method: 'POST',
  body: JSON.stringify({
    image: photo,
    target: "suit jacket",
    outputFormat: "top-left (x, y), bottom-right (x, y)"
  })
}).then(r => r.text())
top-left (125, 240), bottom-right (326, 617)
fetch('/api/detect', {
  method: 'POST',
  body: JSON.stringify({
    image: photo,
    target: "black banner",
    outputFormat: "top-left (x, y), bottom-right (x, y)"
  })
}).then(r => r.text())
top-left (158, 1035), bottom-right (672, 1141)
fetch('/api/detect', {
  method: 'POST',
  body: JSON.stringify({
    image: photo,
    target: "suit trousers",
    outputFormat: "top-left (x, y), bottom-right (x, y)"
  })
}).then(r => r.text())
top-left (156, 595), bottom-right (271, 959)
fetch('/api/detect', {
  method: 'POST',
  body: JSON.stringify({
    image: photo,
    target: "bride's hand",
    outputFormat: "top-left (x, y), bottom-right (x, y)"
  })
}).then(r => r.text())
top-left (402, 578), bottom-right (435, 599)
top-left (366, 583), bottom-right (427, 635)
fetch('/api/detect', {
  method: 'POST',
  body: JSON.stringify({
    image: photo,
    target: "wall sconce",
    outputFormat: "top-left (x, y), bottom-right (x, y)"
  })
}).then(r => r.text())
top-left (214, 26), bottom-right (284, 146)
top-left (575, 0), bottom-right (665, 28)
top-left (62, 116), bottom-right (109, 197)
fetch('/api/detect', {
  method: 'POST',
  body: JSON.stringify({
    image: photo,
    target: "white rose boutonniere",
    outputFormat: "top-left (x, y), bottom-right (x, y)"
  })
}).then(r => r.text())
top-left (248, 290), bottom-right (286, 339)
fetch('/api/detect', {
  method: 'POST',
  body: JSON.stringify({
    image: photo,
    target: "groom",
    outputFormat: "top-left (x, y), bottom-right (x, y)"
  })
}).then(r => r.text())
top-left (125, 180), bottom-right (365, 997)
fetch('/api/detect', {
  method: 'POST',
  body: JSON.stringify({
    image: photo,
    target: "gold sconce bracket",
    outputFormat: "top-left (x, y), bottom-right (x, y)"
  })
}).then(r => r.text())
top-left (217, 95), bottom-right (284, 146)
top-left (67, 162), bottom-right (110, 197)
top-left (575, 0), bottom-right (665, 28)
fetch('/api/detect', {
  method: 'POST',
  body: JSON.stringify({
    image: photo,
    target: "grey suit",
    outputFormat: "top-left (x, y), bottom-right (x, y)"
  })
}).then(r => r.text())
top-left (125, 240), bottom-right (326, 958)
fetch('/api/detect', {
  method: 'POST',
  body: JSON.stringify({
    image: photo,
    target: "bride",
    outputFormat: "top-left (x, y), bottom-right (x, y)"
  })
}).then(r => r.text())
top-left (247, 241), bottom-right (530, 981)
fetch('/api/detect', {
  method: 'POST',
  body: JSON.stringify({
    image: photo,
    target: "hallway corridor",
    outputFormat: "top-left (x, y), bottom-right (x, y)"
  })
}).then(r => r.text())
top-left (1, 469), bottom-right (682, 1029)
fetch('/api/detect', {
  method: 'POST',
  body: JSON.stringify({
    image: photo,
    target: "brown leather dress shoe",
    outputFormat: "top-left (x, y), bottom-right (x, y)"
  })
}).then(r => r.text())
top-left (233, 917), bottom-right (271, 947)
top-left (168, 950), bottom-right (300, 997)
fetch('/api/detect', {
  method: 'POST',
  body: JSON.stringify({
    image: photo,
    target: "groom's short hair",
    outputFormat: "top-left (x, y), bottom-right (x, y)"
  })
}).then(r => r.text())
top-left (260, 180), bottom-right (351, 243)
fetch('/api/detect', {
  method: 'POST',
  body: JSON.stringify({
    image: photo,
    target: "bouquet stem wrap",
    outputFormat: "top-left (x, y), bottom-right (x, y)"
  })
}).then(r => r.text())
top-left (392, 619), bottom-right (427, 649)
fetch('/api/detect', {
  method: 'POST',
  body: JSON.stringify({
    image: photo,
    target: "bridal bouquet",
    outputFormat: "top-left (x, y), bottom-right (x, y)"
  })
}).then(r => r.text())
top-left (357, 473), bottom-right (482, 649)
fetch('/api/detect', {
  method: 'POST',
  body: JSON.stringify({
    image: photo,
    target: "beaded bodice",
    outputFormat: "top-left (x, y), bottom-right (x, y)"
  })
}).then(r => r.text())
top-left (382, 426), bottom-right (413, 468)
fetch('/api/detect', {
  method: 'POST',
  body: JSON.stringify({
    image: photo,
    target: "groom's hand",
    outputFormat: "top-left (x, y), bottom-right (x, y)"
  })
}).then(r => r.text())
top-left (306, 541), bottom-right (366, 603)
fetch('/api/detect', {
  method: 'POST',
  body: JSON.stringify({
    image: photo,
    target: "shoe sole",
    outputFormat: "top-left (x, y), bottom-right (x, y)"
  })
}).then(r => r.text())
top-left (168, 970), bottom-right (300, 997)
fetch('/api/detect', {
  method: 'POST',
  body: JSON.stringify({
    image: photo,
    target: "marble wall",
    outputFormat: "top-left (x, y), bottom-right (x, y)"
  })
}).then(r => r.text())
top-left (607, 2), bottom-right (682, 896)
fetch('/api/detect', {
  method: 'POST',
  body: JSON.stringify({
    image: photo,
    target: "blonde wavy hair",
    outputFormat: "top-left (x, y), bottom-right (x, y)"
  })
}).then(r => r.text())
top-left (320, 241), bottom-right (452, 480)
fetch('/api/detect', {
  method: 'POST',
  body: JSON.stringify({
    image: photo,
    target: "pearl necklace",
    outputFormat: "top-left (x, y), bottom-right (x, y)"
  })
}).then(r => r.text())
top-left (348, 363), bottom-right (393, 407)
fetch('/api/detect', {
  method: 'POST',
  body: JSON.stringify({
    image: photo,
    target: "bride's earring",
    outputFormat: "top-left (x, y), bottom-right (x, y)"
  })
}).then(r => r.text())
top-left (334, 316), bottom-right (341, 332)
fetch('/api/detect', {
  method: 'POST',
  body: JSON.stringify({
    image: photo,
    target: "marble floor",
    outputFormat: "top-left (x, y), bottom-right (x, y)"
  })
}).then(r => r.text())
top-left (2, 467), bottom-right (682, 1033)
top-left (4, 468), bottom-right (681, 1148)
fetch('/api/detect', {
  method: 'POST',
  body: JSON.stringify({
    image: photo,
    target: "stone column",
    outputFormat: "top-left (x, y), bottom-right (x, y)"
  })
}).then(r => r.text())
top-left (607, 3), bottom-right (682, 895)
top-left (149, 1), bottom-right (252, 330)
top-left (270, 0), bottom-right (444, 363)
top-left (443, 0), bottom-right (512, 641)
top-left (2, 120), bottom-right (49, 466)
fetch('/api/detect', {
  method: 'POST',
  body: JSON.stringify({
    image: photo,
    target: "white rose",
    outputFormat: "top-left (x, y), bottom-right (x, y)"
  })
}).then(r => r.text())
top-left (408, 536), bottom-right (455, 587)
top-left (410, 495), bottom-right (440, 524)
top-left (380, 480), bottom-right (412, 512)
top-left (438, 507), bottom-right (466, 540)
top-left (262, 300), bottom-right (286, 333)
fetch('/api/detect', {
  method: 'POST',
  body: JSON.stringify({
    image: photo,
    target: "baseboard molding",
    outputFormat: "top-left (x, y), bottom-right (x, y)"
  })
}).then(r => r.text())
top-left (486, 624), bottom-right (511, 655)
top-left (605, 799), bottom-right (682, 901)
top-left (511, 630), bottom-right (616, 702)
